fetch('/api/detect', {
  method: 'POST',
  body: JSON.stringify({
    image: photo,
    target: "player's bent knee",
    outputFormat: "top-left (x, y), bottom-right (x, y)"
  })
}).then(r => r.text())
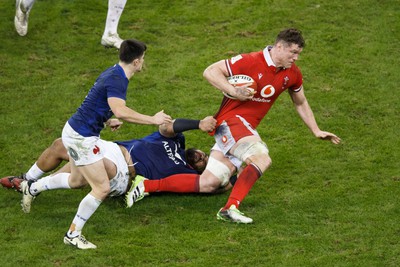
top-left (52, 138), bottom-right (69, 160)
top-left (92, 185), bottom-right (110, 199)
top-left (52, 138), bottom-right (64, 150)
top-left (233, 141), bottom-right (271, 172)
top-left (199, 170), bottom-right (224, 193)
top-left (233, 141), bottom-right (269, 161)
top-left (204, 157), bottom-right (231, 187)
top-left (250, 154), bottom-right (272, 172)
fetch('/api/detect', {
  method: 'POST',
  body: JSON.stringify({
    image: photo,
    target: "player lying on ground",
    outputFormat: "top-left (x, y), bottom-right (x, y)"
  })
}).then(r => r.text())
top-left (1, 116), bottom-right (237, 207)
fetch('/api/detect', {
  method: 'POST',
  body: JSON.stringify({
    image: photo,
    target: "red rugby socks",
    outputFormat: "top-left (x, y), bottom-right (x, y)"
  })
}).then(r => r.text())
top-left (144, 174), bottom-right (200, 193)
top-left (223, 163), bottom-right (262, 210)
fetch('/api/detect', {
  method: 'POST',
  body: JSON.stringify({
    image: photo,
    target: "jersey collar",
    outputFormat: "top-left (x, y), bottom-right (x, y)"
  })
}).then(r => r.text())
top-left (263, 46), bottom-right (275, 67)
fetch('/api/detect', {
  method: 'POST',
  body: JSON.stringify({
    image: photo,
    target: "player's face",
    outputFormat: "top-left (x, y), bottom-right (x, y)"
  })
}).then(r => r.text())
top-left (277, 42), bottom-right (302, 69)
top-left (134, 53), bottom-right (145, 72)
top-left (192, 150), bottom-right (208, 173)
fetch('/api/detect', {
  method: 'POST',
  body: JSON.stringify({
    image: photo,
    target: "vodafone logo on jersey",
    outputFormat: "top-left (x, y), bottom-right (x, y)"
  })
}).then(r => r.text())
top-left (250, 84), bottom-right (276, 103)
top-left (260, 85), bottom-right (275, 98)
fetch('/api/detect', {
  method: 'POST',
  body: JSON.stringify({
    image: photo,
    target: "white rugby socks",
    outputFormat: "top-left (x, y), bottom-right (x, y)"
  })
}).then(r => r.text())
top-left (20, 0), bottom-right (36, 13)
top-left (103, 0), bottom-right (127, 36)
top-left (25, 162), bottom-right (45, 181)
top-left (29, 172), bottom-right (71, 195)
top-left (68, 194), bottom-right (102, 237)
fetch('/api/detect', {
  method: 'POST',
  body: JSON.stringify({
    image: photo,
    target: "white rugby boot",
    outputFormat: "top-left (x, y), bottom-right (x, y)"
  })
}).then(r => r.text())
top-left (101, 33), bottom-right (124, 49)
top-left (20, 180), bottom-right (36, 213)
top-left (14, 0), bottom-right (30, 36)
top-left (217, 205), bottom-right (253, 224)
top-left (63, 234), bottom-right (97, 249)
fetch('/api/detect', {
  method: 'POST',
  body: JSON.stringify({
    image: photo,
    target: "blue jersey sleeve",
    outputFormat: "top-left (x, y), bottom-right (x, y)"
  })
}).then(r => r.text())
top-left (105, 66), bottom-right (128, 100)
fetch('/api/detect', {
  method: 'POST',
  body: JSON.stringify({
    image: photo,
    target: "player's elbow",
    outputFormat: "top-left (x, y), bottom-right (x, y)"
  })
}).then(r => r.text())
top-left (159, 121), bottom-right (176, 138)
top-left (203, 63), bottom-right (217, 80)
top-left (203, 67), bottom-right (211, 80)
top-left (112, 107), bottom-right (126, 120)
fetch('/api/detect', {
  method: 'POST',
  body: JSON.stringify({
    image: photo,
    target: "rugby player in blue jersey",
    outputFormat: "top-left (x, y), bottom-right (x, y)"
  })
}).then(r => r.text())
top-left (17, 39), bottom-right (172, 249)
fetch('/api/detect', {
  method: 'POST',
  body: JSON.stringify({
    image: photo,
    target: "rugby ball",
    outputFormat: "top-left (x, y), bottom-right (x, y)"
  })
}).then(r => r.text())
top-left (224, 75), bottom-right (256, 99)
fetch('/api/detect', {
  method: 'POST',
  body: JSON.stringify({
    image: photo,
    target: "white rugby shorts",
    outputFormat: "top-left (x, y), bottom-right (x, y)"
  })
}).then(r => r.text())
top-left (97, 139), bottom-right (130, 197)
top-left (62, 122), bottom-right (104, 166)
top-left (62, 123), bottom-right (129, 197)
top-left (210, 143), bottom-right (243, 171)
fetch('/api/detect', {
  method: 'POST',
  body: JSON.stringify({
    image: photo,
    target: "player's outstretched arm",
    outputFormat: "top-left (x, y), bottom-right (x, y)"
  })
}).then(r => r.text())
top-left (159, 116), bottom-right (216, 138)
top-left (108, 97), bottom-right (172, 125)
top-left (289, 89), bottom-right (341, 145)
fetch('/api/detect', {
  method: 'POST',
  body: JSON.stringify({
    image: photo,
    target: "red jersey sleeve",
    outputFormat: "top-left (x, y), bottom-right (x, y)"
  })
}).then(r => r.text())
top-left (288, 64), bottom-right (303, 92)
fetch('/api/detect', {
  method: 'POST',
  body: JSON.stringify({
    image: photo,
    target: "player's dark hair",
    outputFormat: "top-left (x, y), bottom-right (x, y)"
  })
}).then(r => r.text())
top-left (185, 148), bottom-right (204, 174)
top-left (185, 148), bottom-right (197, 168)
top-left (119, 39), bottom-right (147, 63)
top-left (275, 28), bottom-right (305, 48)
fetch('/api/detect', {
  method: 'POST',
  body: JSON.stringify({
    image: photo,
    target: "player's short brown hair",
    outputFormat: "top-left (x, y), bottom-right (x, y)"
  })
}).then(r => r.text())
top-left (275, 28), bottom-right (305, 48)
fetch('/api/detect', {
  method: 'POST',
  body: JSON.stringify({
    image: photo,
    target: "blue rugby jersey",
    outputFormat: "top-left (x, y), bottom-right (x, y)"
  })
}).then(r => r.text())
top-left (116, 132), bottom-right (198, 180)
top-left (68, 64), bottom-right (128, 137)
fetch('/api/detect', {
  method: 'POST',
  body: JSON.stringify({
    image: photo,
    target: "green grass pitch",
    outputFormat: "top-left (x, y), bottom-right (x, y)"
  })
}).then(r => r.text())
top-left (0, 0), bottom-right (399, 266)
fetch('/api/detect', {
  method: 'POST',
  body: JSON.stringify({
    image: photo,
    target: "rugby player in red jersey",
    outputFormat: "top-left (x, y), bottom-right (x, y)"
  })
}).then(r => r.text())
top-left (126, 28), bottom-right (341, 224)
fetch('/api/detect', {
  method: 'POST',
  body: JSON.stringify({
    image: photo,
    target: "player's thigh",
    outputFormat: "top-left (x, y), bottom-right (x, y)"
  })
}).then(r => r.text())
top-left (67, 157), bottom-right (88, 187)
top-left (78, 160), bottom-right (110, 191)
top-left (230, 135), bottom-right (262, 152)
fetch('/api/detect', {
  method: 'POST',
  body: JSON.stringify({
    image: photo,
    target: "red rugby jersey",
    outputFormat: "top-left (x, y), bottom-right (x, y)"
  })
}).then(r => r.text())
top-left (213, 46), bottom-right (303, 130)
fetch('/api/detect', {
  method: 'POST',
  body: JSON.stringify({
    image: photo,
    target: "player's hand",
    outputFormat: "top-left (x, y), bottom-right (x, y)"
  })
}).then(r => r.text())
top-left (232, 83), bottom-right (256, 101)
top-left (106, 118), bottom-right (123, 131)
top-left (315, 130), bottom-right (341, 144)
top-left (153, 110), bottom-right (172, 125)
top-left (199, 116), bottom-right (217, 132)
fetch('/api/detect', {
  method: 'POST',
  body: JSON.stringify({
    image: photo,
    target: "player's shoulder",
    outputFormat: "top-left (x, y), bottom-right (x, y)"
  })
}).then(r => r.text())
top-left (235, 49), bottom-right (262, 61)
top-left (228, 50), bottom-right (262, 63)
top-left (102, 64), bottom-right (127, 82)
top-left (288, 63), bottom-right (303, 77)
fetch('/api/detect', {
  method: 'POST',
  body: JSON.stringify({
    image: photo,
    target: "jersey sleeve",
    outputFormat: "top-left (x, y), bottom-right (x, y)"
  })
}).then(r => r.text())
top-left (288, 65), bottom-right (303, 92)
top-left (225, 53), bottom-right (254, 76)
top-left (105, 75), bottom-right (128, 100)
